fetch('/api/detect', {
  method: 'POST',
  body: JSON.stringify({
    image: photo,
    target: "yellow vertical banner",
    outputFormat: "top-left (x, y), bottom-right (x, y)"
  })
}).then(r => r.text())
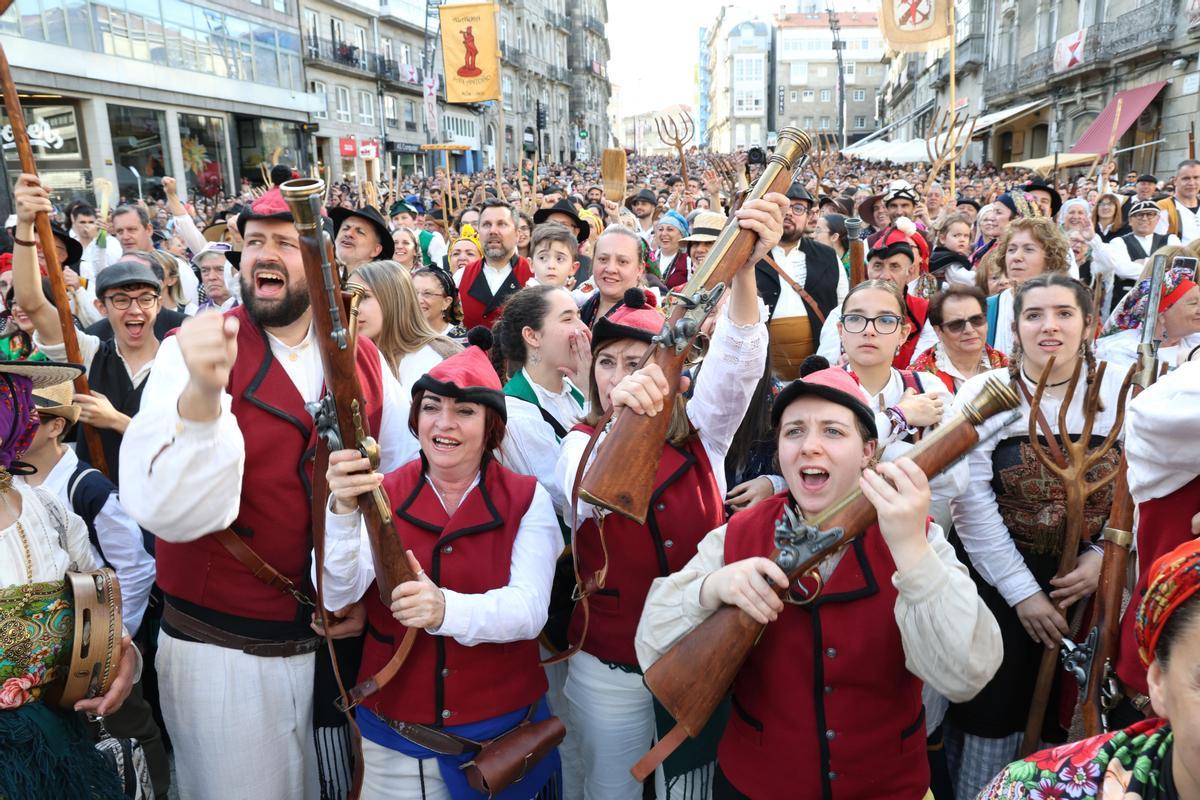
top-left (439, 3), bottom-right (501, 104)
top-left (880, 0), bottom-right (951, 51)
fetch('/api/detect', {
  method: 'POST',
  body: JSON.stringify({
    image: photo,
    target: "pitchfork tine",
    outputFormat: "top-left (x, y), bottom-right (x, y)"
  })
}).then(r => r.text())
top-left (1027, 357), bottom-right (1066, 479)
top-left (1057, 359), bottom-right (1085, 446)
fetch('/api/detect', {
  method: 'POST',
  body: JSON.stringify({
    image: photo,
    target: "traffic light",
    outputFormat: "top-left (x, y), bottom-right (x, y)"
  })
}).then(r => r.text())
top-left (536, 101), bottom-right (547, 130)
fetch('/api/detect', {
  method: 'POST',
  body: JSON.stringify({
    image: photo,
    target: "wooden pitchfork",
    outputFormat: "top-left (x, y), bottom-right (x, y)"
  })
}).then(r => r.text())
top-left (924, 107), bottom-right (976, 196)
top-left (810, 132), bottom-right (839, 188)
top-left (1019, 356), bottom-right (1134, 756)
top-left (655, 111), bottom-right (695, 186)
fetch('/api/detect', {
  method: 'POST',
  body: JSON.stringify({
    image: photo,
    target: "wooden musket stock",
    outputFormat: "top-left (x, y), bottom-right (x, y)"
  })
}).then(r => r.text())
top-left (578, 127), bottom-right (813, 523)
top-left (281, 178), bottom-right (416, 604)
top-left (634, 377), bottom-right (1019, 777)
top-left (0, 40), bottom-right (109, 477)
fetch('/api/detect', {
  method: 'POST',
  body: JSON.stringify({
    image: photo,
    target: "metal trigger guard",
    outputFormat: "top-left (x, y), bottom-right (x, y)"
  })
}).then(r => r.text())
top-left (657, 284), bottom-right (726, 352)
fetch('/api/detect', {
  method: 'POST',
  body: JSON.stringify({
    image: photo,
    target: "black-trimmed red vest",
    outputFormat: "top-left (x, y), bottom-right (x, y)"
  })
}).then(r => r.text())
top-left (361, 455), bottom-right (546, 726)
top-left (568, 426), bottom-right (725, 666)
top-left (719, 493), bottom-right (928, 800)
top-left (156, 305), bottom-right (385, 629)
top-left (458, 254), bottom-right (533, 330)
top-left (1115, 474), bottom-right (1200, 696)
top-left (896, 293), bottom-right (929, 369)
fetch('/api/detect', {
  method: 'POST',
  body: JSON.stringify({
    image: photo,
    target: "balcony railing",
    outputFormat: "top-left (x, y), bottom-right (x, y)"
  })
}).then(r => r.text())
top-left (583, 16), bottom-right (604, 35)
top-left (305, 37), bottom-right (376, 74)
top-left (983, 63), bottom-right (1017, 97)
top-left (932, 33), bottom-right (987, 86)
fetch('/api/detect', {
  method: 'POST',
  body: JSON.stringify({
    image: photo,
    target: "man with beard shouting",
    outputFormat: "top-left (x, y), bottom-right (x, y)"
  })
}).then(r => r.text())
top-left (453, 198), bottom-right (532, 329)
top-left (119, 191), bottom-right (419, 800)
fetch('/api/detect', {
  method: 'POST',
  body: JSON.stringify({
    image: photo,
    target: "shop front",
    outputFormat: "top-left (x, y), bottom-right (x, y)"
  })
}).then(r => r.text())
top-left (178, 113), bottom-right (232, 200)
top-left (233, 116), bottom-right (307, 188)
top-left (1, 97), bottom-right (93, 207)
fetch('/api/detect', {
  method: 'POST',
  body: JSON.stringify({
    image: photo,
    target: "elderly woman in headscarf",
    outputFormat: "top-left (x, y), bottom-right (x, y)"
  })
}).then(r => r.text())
top-left (978, 536), bottom-right (1200, 799)
top-left (1096, 265), bottom-right (1200, 368)
top-left (0, 360), bottom-right (140, 800)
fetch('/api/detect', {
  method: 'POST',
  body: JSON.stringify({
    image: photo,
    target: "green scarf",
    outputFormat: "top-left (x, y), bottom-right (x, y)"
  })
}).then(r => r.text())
top-left (978, 717), bottom-right (1176, 799)
top-left (502, 369), bottom-right (583, 439)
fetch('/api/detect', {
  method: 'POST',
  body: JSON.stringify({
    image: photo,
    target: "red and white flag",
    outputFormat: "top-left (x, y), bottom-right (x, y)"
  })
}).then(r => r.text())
top-left (1053, 29), bottom-right (1087, 72)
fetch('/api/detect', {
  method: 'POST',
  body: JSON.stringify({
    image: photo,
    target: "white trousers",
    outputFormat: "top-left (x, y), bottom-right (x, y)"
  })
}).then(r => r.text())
top-left (157, 631), bottom-right (319, 800)
top-left (361, 737), bottom-right (451, 800)
top-left (565, 650), bottom-right (703, 800)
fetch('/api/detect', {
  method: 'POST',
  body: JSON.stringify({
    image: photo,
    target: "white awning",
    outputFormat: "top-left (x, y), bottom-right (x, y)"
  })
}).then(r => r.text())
top-left (843, 138), bottom-right (930, 163)
top-left (971, 99), bottom-right (1051, 137)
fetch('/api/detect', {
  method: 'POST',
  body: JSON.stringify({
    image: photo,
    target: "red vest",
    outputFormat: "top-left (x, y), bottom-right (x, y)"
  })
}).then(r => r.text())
top-left (895, 294), bottom-right (929, 369)
top-left (1114, 474), bottom-right (1200, 695)
top-left (458, 255), bottom-right (532, 330)
top-left (719, 494), bottom-right (928, 800)
top-left (568, 428), bottom-right (725, 666)
top-left (361, 456), bottom-right (546, 726)
top-left (156, 305), bottom-right (386, 623)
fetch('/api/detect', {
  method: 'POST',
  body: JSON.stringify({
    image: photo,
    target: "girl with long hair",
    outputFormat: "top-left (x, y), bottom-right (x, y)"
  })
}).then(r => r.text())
top-left (349, 261), bottom-right (461, 392)
top-left (947, 273), bottom-right (1129, 798)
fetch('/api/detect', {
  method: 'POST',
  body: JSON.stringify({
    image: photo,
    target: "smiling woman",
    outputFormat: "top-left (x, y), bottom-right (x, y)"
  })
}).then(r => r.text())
top-left (986, 217), bottom-right (1071, 354)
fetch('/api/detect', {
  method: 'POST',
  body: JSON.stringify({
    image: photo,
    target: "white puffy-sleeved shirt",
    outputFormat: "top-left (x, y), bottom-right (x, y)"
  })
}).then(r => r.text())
top-left (1124, 358), bottom-right (1200, 503)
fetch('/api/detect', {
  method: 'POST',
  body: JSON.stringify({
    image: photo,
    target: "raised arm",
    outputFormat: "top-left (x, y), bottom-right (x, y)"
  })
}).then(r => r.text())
top-left (11, 174), bottom-right (71, 346)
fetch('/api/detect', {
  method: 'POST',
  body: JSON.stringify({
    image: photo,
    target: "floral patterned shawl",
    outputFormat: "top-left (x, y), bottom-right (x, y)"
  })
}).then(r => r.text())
top-left (977, 717), bottom-right (1177, 799)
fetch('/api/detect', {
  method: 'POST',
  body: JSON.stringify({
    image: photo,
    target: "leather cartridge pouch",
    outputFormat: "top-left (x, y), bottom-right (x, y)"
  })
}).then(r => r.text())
top-left (462, 715), bottom-right (567, 798)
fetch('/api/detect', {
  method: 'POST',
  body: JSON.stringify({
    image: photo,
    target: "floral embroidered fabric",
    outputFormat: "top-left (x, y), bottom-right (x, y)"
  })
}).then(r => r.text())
top-left (0, 579), bottom-right (72, 709)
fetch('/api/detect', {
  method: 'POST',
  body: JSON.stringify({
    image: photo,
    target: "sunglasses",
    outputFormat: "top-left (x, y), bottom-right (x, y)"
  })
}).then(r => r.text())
top-left (942, 314), bottom-right (986, 334)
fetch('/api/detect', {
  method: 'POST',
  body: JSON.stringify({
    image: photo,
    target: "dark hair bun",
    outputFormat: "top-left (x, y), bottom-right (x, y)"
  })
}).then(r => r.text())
top-left (799, 355), bottom-right (831, 377)
top-left (623, 287), bottom-right (646, 308)
top-left (466, 326), bottom-right (494, 351)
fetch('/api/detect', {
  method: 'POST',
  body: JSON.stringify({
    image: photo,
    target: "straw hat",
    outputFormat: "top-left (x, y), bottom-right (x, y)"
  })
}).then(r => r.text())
top-left (32, 378), bottom-right (80, 425)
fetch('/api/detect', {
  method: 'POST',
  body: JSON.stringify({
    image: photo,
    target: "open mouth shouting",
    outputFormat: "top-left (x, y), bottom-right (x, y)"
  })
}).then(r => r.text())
top-left (798, 466), bottom-right (830, 491)
top-left (253, 267), bottom-right (286, 299)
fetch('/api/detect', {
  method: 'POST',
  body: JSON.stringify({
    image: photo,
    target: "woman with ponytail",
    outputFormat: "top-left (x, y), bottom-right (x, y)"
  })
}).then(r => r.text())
top-left (946, 273), bottom-right (1131, 799)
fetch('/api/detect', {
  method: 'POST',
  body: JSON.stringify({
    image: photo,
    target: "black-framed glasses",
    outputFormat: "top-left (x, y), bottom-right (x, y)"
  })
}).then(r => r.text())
top-left (942, 314), bottom-right (987, 334)
top-left (789, 204), bottom-right (811, 216)
top-left (105, 293), bottom-right (159, 310)
top-left (842, 313), bottom-right (902, 334)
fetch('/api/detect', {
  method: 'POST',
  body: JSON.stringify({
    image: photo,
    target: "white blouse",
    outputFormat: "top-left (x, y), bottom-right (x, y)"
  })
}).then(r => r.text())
top-left (0, 483), bottom-right (96, 589)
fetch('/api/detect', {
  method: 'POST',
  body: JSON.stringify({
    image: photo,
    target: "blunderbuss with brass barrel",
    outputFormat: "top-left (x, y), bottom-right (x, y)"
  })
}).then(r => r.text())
top-left (578, 127), bottom-right (814, 524)
top-left (1065, 254), bottom-right (1169, 735)
top-left (630, 375), bottom-right (1021, 781)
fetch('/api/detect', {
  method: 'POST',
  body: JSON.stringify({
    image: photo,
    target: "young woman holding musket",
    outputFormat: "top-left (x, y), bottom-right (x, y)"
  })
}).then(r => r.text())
top-left (947, 273), bottom-right (1132, 799)
top-left (556, 194), bottom-right (784, 799)
top-left (323, 334), bottom-right (565, 800)
top-left (634, 357), bottom-right (1002, 800)
top-left (980, 537), bottom-right (1200, 800)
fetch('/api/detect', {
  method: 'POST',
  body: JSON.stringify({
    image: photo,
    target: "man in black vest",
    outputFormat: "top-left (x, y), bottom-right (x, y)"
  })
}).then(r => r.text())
top-left (12, 181), bottom-right (162, 482)
top-left (755, 183), bottom-right (843, 380)
top-left (1094, 198), bottom-right (1180, 301)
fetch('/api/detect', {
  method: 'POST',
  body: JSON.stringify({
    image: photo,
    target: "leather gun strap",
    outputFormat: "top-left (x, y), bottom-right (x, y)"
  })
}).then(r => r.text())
top-left (214, 528), bottom-right (312, 605)
top-left (1016, 380), bottom-right (1067, 468)
top-left (539, 406), bottom-right (614, 667)
top-left (631, 724), bottom-right (688, 784)
top-left (311, 442), bottom-right (365, 799)
top-left (763, 253), bottom-right (827, 324)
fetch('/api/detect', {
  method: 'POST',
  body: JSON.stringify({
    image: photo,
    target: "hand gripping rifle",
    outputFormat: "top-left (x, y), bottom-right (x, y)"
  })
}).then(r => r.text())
top-left (280, 178), bottom-right (417, 605)
top-left (631, 376), bottom-right (1020, 781)
top-left (845, 216), bottom-right (866, 287)
top-left (1068, 254), bottom-right (1168, 736)
top-left (578, 127), bottom-right (813, 524)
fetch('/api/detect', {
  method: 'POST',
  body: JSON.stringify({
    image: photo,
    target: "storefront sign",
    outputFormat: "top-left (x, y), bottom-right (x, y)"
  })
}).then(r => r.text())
top-left (359, 139), bottom-right (379, 159)
top-left (339, 137), bottom-right (357, 157)
top-left (1, 119), bottom-right (65, 151)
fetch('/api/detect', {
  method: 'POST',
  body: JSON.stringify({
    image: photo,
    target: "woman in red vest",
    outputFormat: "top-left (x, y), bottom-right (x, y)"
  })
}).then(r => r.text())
top-left (636, 357), bottom-right (1001, 799)
top-left (948, 273), bottom-right (1129, 799)
top-left (323, 329), bottom-right (564, 799)
top-left (558, 196), bottom-right (783, 799)
top-left (1112, 354), bottom-right (1200, 723)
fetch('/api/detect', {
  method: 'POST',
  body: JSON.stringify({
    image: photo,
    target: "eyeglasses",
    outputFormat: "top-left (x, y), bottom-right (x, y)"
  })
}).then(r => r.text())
top-left (105, 293), bottom-right (160, 310)
top-left (941, 314), bottom-right (987, 334)
top-left (416, 290), bottom-right (446, 300)
top-left (842, 313), bottom-right (902, 335)
top-left (789, 204), bottom-right (810, 216)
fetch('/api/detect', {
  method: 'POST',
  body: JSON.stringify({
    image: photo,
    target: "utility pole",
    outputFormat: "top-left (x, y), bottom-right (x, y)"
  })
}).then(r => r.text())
top-left (827, 8), bottom-right (846, 149)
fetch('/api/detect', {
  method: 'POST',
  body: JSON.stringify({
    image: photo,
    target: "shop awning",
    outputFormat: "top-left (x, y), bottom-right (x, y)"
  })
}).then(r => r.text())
top-left (1002, 152), bottom-right (1103, 174)
top-left (971, 99), bottom-right (1051, 137)
top-left (1070, 81), bottom-right (1167, 154)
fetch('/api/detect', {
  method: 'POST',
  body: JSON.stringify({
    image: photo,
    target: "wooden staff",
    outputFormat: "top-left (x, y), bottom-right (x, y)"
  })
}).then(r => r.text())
top-left (0, 39), bottom-right (111, 478)
top-left (1190, 121), bottom-right (1196, 160)
top-left (1019, 357), bottom-right (1133, 756)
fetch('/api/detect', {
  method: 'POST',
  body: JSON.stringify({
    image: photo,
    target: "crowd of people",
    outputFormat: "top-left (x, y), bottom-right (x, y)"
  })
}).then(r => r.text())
top-left (0, 145), bottom-right (1198, 800)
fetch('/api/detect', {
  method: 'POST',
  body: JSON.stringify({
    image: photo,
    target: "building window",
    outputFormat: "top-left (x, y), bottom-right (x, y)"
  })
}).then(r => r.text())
top-left (844, 62), bottom-right (855, 78)
top-left (272, 0), bottom-right (287, 11)
top-left (384, 95), bottom-right (398, 127)
top-left (311, 80), bottom-right (328, 119)
top-left (733, 55), bottom-right (763, 82)
top-left (358, 90), bottom-right (374, 125)
top-left (107, 105), bottom-right (172, 200)
top-left (852, 89), bottom-right (866, 102)
top-left (381, 38), bottom-right (393, 61)
top-left (335, 86), bottom-right (351, 122)
top-left (855, 116), bottom-right (867, 129)
top-left (802, 90), bottom-right (814, 102)
top-left (400, 43), bottom-right (411, 65)
top-left (178, 113), bottom-right (231, 197)
top-left (803, 116), bottom-right (814, 128)
top-left (404, 100), bottom-right (417, 131)
top-left (734, 89), bottom-right (763, 113)
top-left (819, 116), bottom-right (830, 130)
top-left (820, 89), bottom-right (831, 103)
top-left (303, 10), bottom-right (319, 51)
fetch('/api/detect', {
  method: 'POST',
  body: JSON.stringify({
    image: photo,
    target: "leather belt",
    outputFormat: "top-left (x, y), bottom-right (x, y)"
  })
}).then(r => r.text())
top-left (163, 603), bottom-right (320, 658)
